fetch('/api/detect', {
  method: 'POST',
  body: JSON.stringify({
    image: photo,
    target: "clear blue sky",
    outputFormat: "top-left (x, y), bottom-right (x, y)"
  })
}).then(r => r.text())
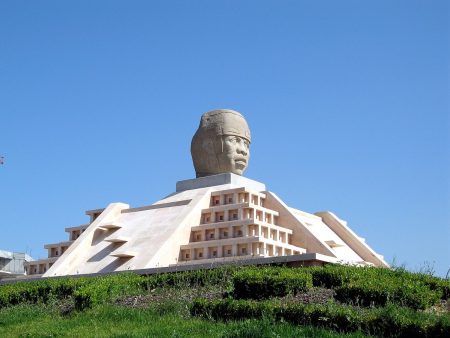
top-left (1, 1), bottom-right (449, 276)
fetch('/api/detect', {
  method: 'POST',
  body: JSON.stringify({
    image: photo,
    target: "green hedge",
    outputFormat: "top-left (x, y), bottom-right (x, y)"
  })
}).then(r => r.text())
top-left (398, 271), bottom-right (450, 300)
top-left (231, 265), bottom-right (443, 309)
top-left (334, 278), bottom-right (441, 310)
top-left (310, 265), bottom-right (445, 308)
top-left (73, 273), bottom-right (145, 309)
top-left (0, 278), bottom-right (86, 307)
top-left (1, 265), bottom-right (448, 312)
top-left (232, 267), bottom-right (312, 299)
top-left (74, 268), bottom-right (240, 309)
top-left (191, 298), bottom-right (450, 337)
top-left (142, 265), bottom-right (239, 289)
top-left (310, 265), bottom-right (397, 288)
top-left (0, 267), bottom-right (239, 310)
top-left (311, 265), bottom-right (449, 299)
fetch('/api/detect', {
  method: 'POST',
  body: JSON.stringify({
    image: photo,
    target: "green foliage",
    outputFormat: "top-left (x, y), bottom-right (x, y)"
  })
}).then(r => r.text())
top-left (1, 263), bottom-right (449, 337)
top-left (191, 298), bottom-right (450, 337)
top-left (0, 267), bottom-right (239, 310)
top-left (0, 277), bottom-right (86, 308)
top-left (192, 298), bottom-right (268, 321)
top-left (1, 265), bottom-right (447, 312)
top-left (0, 304), bottom-right (365, 338)
top-left (334, 278), bottom-right (441, 310)
top-left (73, 273), bottom-right (145, 309)
top-left (142, 265), bottom-right (239, 290)
top-left (310, 264), bottom-right (445, 309)
top-left (232, 267), bottom-right (313, 299)
top-left (398, 270), bottom-right (450, 300)
top-left (219, 318), bottom-right (367, 338)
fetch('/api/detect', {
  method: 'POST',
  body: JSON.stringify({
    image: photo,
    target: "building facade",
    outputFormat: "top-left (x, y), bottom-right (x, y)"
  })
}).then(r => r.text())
top-left (22, 173), bottom-right (388, 278)
top-left (25, 210), bottom-right (102, 276)
top-left (0, 250), bottom-right (33, 279)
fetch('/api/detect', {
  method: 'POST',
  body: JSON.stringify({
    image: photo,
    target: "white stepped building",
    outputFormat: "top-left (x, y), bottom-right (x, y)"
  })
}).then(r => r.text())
top-left (23, 173), bottom-right (387, 278)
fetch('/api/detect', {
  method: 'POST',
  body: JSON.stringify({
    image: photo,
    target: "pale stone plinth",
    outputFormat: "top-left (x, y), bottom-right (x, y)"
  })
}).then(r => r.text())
top-left (176, 173), bottom-right (265, 192)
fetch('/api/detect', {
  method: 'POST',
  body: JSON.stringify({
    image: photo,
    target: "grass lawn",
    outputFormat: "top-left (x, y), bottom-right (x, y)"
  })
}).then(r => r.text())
top-left (0, 303), bottom-right (368, 337)
top-left (1, 265), bottom-right (448, 337)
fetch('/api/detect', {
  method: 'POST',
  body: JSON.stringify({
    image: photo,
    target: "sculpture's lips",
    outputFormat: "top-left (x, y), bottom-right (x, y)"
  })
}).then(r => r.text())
top-left (234, 158), bottom-right (247, 164)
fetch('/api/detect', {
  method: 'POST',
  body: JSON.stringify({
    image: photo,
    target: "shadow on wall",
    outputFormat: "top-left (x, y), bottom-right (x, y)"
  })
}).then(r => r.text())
top-left (98, 257), bottom-right (130, 274)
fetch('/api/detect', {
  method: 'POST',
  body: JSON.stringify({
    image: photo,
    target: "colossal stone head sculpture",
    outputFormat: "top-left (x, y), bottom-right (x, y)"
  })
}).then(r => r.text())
top-left (191, 109), bottom-right (251, 178)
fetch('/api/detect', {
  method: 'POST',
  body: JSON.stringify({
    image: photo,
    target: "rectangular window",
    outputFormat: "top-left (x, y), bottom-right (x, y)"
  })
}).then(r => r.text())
top-left (199, 252), bottom-right (203, 258)
top-left (227, 250), bottom-right (231, 255)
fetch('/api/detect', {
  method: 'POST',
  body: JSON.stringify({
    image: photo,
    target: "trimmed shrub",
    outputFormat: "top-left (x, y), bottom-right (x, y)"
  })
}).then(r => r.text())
top-left (73, 273), bottom-right (145, 309)
top-left (142, 265), bottom-right (239, 290)
top-left (334, 276), bottom-right (441, 310)
top-left (1, 264), bottom-right (447, 314)
top-left (191, 298), bottom-right (450, 337)
top-left (0, 278), bottom-right (85, 308)
top-left (191, 298), bottom-right (269, 321)
top-left (310, 265), bottom-right (443, 309)
top-left (397, 271), bottom-right (450, 300)
top-left (72, 267), bottom-right (240, 309)
top-left (232, 267), bottom-right (313, 299)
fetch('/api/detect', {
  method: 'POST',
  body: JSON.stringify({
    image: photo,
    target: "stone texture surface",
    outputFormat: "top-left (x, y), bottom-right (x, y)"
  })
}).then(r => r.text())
top-left (176, 173), bottom-right (265, 192)
top-left (40, 174), bottom-right (388, 278)
top-left (191, 109), bottom-right (251, 177)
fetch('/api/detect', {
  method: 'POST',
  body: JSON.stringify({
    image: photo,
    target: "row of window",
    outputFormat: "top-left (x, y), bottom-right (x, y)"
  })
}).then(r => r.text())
top-left (49, 245), bottom-right (69, 258)
top-left (193, 229), bottom-right (244, 241)
top-left (192, 226), bottom-right (289, 243)
top-left (181, 244), bottom-right (302, 262)
top-left (210, 193), bottom-right (265, 207)
top-left (202, 210), bottom-right (275, 225)
top-left (182, 246), bottom-right (249, 260)
top-left (27, 261), bottom-right (54, 275)
top-left (70, 228), bottom-right (86, 241)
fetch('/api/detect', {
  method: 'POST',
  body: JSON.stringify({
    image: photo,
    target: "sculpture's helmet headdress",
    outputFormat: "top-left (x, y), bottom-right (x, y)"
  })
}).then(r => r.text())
top-left (191, 109), bottom-right (251, 177)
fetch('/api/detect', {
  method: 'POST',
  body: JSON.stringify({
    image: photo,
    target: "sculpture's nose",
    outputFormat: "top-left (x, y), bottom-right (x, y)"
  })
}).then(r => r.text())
top-left (237, 140), bottom-right (248, 156)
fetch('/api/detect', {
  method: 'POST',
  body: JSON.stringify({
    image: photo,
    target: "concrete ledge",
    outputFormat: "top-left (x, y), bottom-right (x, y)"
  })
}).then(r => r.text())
top-left (176, 173), bottom-right (266, 192)
top-left (44, 240), bottom-right (74, 249)
top-left (85, 208), bottom-right (105, 216)
top-left (122, 199), bottom-right (192, 214)
top-left (65, 224), bottom-right (89, 233)
top-left (0, 253), bottom-right (337, 284)
top-left (26, 257), bottom-right (58, 265)
top-left (0, 271), bottom-right (25, 279)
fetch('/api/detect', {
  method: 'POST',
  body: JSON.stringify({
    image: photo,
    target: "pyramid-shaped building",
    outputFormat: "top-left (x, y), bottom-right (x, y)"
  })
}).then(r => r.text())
top-left (25, 110), bottom-right (387, 278)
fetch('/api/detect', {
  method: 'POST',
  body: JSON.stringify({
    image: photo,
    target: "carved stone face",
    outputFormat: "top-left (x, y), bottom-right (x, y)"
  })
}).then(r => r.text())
top-left (218, 135), bottom-right (250, 175)
top-left (191, 109), bottom-right (251, 177)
